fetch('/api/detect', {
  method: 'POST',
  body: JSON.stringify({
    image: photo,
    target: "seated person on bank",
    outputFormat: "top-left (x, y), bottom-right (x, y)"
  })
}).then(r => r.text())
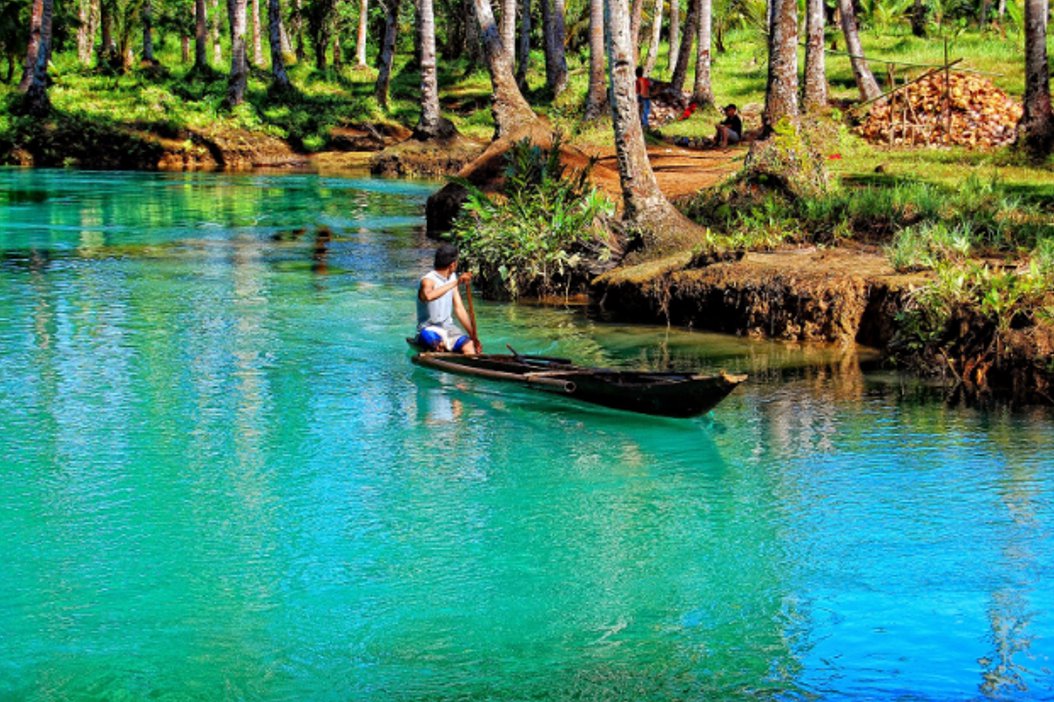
top-left (714, 103), bottom-right (743, 147)
top-left (415, 243), bottom-right (480, 355)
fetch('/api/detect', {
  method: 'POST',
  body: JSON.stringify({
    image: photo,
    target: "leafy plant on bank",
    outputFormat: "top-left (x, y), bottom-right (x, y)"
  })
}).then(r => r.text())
top-left (896, 258), bottom-right (1054, 355)
top-left (451, 136), bottom-right (615, 300)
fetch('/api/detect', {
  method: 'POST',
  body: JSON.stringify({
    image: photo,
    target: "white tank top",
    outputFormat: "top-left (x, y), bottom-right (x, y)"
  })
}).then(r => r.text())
top-left (416, 270), bottom-right (458, 331)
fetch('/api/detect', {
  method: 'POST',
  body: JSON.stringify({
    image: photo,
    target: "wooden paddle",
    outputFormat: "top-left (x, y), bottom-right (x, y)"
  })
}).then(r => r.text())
top-left (464, 278), bottom-right (481, 352)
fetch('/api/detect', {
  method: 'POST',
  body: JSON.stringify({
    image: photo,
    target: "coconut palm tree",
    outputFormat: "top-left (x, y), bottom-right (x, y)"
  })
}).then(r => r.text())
top-left (584, 0), bottom-right (607, 118)
top-left (643, 0), bottom-right (663, 75)
top-left (837, 0), bottom-right (880, 101)
top-left (501, 0), bottom-right (516, 63)
top-left (763, 0), bottom-right (797, 127)
top-left (692, 0), bottom-right (713, 106)
top-left (605, 0), bottom-right (703, 251)
top-left (803, 0), bottom-right (826, 110)
top-left (375, 0), bottom-right (401, 105)
top-left (227, 0), bottom-right (249, 105)
top-left (1016, 0), bottom-right (1053, 156)
top-left (21, 0), bottom-right (51, 115)
top-left (473, 0), bottom-right (537, 137)
top-left (269, 0), bottom-right (292, 90)
top-left (415, 0), bottom-right (456, 138)
top-left (668, 0), bottom-right (680, 75)
top-left (669, 0), bottom-right (697, 94)
top-left (19, 0), bottom-right (42, 89)
top-left (194, 0), bottom-right (209, 70)
top-left (354, 0), bottom-right (369, 66)
top-left (516, 0), bottom-right (530, 86)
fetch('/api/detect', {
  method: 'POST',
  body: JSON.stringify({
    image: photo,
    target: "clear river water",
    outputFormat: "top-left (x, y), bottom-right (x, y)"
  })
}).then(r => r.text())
top-left (1, 168), bottom-right (1052, 701)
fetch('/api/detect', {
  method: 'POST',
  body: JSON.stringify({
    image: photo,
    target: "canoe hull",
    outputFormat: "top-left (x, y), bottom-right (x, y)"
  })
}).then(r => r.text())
top-left (411, 352), bottom-right (745, 418)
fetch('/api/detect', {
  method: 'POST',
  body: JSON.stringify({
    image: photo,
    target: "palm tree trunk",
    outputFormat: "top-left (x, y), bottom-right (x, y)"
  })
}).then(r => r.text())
top-left (669, 0), bottom-right (696, 94)
top-left (629, 0), bottom-right (643, 63)
top-left (269, 0), bottom-right (292, 88)
top-left (474, 0), bottom-right (537, 137)
top-left (292, 0), bottom-right (306, 59)
top-left (100, 0), bottom-right (115, 65)
top-left (195, 0), bottom-right (209, 68)
top-left (803, 0), bottom-right (826, 110)
top-left (643, 0), bottom-right (662, 75)
top-left (22, 0), bottom-right (52, 116)
top-left (541, 0), bottom-right (567, 95)
top-left (668, 0), bottom-right (679, 75)
top-left (333, 34), bottom-right (343, 67)
top-left (501, 0), bottom-right (516, 64)
top-left (355, 0), bottom-right (369, 66)
top-left (763, 0), bottom-right (798, 128)
top-left (516, 0), bottom-right (530, 86)
top-left (143, 0), bottom-right (157, 63)
top-left (692, 0), bottom-right (712, 105)
top-left (20, 0), bottom-right (43, 89)
top-left (252, 0), bottom-right (264, 65)
top-left (375, 0), bottom-right (400, 104)
top-left (1017, 0), bottom-right (1053, 156)
top-left (182, 35), bottom-right (191, 62)
top-left (584, 0), bottom-right (607, 119)
top-left (212, 0), bottom-right (224, 62)
top-left (227, 0), bottom-right (249, 105)
top-left (837, 0), bottom-right (880, 101)
top-left (76, 0), bottom-right (93, 64)
top-left (415, 0), bottom-right (449, 138)
top-left (605, 0), bottom-right (701, 249)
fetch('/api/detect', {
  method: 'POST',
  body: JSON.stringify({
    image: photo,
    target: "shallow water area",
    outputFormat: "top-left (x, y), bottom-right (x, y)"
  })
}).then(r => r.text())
top-left (1, 168), bottom-right (1053, 701)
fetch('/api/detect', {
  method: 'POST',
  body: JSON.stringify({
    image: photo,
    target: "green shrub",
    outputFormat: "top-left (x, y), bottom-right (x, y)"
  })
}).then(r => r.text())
top-left (452, 136), bottom-right (615, 299)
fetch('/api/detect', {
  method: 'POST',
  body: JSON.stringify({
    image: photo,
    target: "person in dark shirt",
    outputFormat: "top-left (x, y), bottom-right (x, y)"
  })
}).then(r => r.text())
top-left (714, 104), bottom-right (743, 147)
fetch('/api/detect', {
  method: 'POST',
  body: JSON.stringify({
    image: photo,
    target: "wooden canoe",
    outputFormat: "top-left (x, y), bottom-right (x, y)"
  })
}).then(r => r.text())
top-left (410, 349), bottom-right (746, 418)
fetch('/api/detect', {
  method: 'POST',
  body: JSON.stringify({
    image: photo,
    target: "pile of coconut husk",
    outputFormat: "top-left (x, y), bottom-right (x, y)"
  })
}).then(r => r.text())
top-left (858, 72), bottom-right (1022, 148)
top-left (647, 81), bottom-right (693, 126)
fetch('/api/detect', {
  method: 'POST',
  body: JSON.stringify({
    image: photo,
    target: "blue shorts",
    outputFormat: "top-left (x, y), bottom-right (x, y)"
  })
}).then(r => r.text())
top-left (417, 328), bottom-right (470, 352)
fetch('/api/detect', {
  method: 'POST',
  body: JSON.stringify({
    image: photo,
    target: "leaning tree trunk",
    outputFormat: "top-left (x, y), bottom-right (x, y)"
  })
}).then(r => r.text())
top-left (227, 0), bottom-right (249, 105)
top-left (269, 0), bottom-right (292, 89)
top-left (803, 0), bottom-right (827, 110)
top-left (643, 0), bottom-right (662, 75)
top-left (375, 0), bottom-right (401, 104)
top-left (195, 0), bottom-right (209, 68)
top-left (583, 0), bottom-right (607, 119)
top-left (1017, 0), bottom-right (1053, 156)
top-left (669, 0), bottom-right (697, 95)
top-left (837, 0), bottom-right (880, 101)
top-left (605, 0), bottom-right (702, 250)
top-left (692, 0), bottom-right (713, 106)
top-left (668, 0), bottom-right (679, 75)
top-left (516, 0), bottom-right (530, 86)
top-left (474, 0), bottom-right (538, 136)
top-left (415, 0), bottom-right (455, 138)
top-left (19, 0), bottom-right (43, 89)
top-left (212, 0), bottom-right (224, 62)
top-left (355, 0), bottom-right (369, 66)
top-left (252, 0), bottom-right (264, 65)
top-left (763, 0), bottom-right (798, 129)
top-left (22, 0), bottom-right (52, 116)
top-left (143, 0), bottom-right (157, 63)
top-left (501, 0), bottom-right (516, 64)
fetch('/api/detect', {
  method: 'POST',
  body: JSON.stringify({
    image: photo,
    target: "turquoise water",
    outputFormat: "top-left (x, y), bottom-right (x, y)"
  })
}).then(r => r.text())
top-left (1, 169), bottom-right (1052, 701)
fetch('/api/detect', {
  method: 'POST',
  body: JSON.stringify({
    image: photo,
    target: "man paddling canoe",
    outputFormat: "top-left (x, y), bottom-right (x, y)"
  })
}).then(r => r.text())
top-left (415, 243), bottom-right (481, 354)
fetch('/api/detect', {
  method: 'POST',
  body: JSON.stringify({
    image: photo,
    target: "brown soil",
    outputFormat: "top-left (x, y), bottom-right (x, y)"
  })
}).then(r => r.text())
top-left (370, 133), bottom-right (486, 178)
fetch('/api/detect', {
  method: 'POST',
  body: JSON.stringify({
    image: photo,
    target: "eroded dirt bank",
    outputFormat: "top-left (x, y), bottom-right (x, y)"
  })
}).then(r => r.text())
top-left (592, 247), bottom-right (1054, 403)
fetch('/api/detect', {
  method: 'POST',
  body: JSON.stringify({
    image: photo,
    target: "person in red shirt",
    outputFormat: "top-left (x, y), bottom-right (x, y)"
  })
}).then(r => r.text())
top-left (635, 67), bottom-right (652, 130)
